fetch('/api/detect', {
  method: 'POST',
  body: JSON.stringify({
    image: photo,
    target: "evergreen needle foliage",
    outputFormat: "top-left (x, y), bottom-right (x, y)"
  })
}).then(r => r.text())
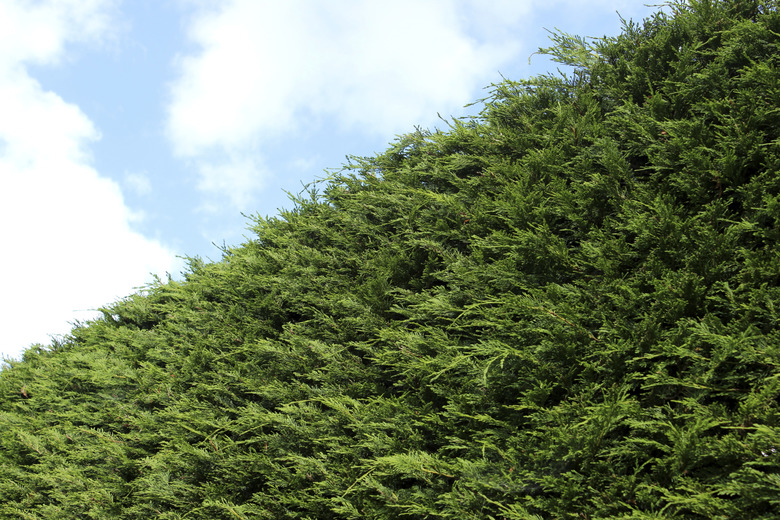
top-left (2, 1), bottom-right (780, 518)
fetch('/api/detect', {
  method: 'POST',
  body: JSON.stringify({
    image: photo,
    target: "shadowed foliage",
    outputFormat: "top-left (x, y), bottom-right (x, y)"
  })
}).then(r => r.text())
top-left (2, 1), bottom-right (779, 518)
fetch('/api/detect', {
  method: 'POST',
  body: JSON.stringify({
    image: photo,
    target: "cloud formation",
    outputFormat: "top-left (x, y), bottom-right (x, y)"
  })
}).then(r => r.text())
top-left (0, 0), bottom-right (114, 69)
top-left (166, 0), bottom-right (531, 207)
top-left (0, 0), bottom-right (177, 361)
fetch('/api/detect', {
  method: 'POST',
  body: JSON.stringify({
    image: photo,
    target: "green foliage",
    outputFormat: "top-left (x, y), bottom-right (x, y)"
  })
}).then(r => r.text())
top-left (2, 1), bottom-right (780, 517)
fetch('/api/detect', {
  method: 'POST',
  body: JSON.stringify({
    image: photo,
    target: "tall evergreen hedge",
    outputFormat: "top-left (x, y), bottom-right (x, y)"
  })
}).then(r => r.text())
top-left (2, 1), bottom-right (779, 518)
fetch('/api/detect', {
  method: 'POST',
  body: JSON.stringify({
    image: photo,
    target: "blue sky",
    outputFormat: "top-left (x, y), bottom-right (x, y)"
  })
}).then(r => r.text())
top-left (0, 0), bottom-right (664, 361)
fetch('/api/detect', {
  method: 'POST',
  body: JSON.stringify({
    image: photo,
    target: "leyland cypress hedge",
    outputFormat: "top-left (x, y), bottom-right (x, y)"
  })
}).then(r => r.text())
top-left (2, 1), bottom-right (779, 518)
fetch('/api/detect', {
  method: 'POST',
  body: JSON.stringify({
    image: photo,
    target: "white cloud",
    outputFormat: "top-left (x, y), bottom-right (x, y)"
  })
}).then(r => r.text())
top-left (0, 0), bottom-right (178, 361)
top-left (195, 153), bottom-right (268, 211)
top-left (0, 0), bottom-right (115, 69)
top-left (124, 170), bottom-right (153, 196)
top-left (166, 0), bottom-right (532, 205)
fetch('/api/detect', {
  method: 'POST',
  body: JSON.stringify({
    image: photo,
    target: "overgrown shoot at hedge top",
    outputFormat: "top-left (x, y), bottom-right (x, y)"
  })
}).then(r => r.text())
top-left (2, 1), bottom-right (779, 518)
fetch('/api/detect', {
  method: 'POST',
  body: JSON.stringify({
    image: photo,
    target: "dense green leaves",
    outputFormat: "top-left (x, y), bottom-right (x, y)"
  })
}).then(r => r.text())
top-left (2, 1), bottom-right (780, 517)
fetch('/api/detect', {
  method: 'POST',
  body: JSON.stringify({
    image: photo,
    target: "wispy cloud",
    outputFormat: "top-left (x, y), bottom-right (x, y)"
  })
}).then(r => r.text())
top-left (0, 0), bottom-right (115, 69)
top-left (0, 0), bottom-right (178, 360)
top-left (124, 170), bottom-right (153, 196)
top-left (195, 153), bottom-right (268, 212)
top-left (166, 0), bottom-right (532, 207)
